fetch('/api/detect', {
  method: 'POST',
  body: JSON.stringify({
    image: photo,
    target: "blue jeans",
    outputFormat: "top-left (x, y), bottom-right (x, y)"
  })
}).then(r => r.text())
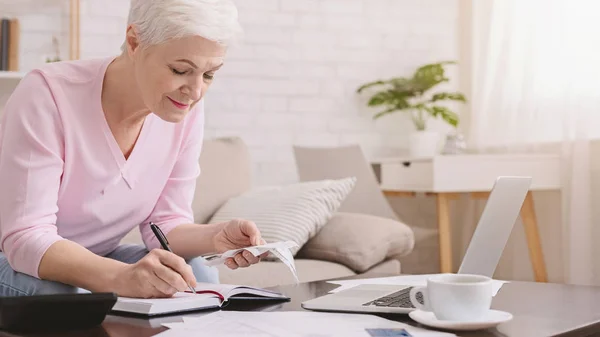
top-left (0, 244), bottom-right (220, 296)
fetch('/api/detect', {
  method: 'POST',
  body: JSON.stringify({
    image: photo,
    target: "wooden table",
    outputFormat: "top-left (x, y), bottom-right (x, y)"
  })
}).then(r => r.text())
top-left (2, 276), bottom-right (599, 337)
top-left (371, 154), bottom-right (561, 282)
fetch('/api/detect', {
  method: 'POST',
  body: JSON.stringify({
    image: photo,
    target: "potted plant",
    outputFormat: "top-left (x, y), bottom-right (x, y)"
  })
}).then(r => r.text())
top-left (357, 61), bottom-right (467, 157)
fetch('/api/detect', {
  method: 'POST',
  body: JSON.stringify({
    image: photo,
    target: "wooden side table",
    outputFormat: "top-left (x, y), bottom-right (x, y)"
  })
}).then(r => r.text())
top-left (371, 154), bottom-right (562, 282)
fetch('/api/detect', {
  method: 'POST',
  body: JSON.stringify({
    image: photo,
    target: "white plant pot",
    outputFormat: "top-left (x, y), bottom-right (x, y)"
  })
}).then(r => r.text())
top-left (409, 131), bottom-right (440, 158)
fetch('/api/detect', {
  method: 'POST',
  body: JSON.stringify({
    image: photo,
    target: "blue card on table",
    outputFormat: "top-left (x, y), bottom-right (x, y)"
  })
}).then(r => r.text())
top-left (365, 328), bottom-right (413, 336)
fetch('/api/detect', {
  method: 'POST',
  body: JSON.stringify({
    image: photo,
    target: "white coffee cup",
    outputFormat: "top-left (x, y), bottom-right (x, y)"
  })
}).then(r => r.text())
top-left (409, 274), bottom-right (493, 321)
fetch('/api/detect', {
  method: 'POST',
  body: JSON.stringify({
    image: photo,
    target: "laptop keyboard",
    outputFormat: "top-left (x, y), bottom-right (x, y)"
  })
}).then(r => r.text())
top-left (362, 287), bottom-right (422, 308)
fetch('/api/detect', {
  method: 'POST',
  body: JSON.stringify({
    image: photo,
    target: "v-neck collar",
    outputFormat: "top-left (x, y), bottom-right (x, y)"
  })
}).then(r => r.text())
top-left (94, 56), bottom-right (155, 189)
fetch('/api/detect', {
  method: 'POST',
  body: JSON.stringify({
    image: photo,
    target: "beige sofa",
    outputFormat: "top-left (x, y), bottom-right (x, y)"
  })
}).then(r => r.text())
top-left (122, 137), bottom-right (415, 288)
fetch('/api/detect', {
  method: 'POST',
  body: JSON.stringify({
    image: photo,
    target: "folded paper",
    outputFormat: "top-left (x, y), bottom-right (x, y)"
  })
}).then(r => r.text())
top-left (202, 241), bottom-right (300, 284)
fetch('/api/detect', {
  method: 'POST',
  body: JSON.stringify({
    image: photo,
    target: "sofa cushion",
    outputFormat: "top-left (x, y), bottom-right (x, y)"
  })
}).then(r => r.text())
top-left (393, 226), bottom-right (440, 275)
top-left (363, 259), bottom-right (401, 276)
top-left (217, 259), bottom-right (356, 288)
top-left (296, 212), bottom-right (414, 273)
top-left (208, 177), bottom-right (356, 257)
top-left (192, 137), bottom-right (253, 224)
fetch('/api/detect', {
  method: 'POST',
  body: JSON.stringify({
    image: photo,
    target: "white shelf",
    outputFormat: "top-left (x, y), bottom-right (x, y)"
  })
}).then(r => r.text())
top-left (0, 71), bottom-right (25, 80)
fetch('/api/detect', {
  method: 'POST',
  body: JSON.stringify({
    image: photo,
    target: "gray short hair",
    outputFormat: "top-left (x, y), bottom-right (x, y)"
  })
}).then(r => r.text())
top-left (122, 0), bottom-right (242, 51)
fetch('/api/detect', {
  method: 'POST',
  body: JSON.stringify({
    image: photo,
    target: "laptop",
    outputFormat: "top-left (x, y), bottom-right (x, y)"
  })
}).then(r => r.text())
top-left (301, 176), bottom-right (532, 315)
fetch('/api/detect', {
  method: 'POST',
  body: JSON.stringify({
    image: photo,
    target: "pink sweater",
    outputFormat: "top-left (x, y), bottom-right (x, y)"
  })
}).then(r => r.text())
top-left (0, 57), bottom-right (205, 278)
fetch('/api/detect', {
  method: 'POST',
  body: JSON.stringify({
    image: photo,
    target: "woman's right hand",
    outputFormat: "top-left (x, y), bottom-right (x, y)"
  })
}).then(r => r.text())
top-left (113, 249), bottom-right (197, 298)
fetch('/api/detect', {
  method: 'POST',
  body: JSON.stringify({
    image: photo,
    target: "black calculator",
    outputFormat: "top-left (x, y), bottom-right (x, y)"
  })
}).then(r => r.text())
top-left (0, 292), bottom-right (117, 333)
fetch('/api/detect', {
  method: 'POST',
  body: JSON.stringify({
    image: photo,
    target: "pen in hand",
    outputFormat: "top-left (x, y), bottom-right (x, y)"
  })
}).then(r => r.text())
top-left (149, 222), bottom-right (196, 294)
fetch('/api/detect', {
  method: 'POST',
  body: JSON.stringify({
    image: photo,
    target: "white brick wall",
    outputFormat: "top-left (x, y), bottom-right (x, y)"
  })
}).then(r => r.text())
top-left (1, 0), bottom-right (460, 186)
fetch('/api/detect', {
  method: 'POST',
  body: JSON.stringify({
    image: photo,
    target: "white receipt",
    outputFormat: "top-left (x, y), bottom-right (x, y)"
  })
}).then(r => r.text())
top-left (202, 241), bottom-right (300, 284)
top-left (153, 311), bottom-right (456, 337)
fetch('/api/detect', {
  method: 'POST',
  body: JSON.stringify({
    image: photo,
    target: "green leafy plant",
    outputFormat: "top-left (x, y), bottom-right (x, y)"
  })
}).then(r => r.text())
top-left (356, 61), bottom-right (467, 131)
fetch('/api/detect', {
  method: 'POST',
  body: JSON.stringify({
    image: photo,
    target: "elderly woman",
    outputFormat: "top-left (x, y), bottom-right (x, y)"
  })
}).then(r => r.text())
top-left (0, 0), bottom-right (262, 298)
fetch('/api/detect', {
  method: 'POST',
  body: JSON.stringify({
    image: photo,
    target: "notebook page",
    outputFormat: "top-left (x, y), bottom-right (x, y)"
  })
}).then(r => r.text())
top-left (118, 291), bottom-right (197, 304)
top-left (113, 291), bottom-right (221, 315)
top-left (193, 283), bottom-right (286, 299)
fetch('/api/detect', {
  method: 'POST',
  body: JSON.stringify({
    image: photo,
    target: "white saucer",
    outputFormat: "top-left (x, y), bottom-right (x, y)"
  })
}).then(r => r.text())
top-left (408, 309), bottom-right (513, 331)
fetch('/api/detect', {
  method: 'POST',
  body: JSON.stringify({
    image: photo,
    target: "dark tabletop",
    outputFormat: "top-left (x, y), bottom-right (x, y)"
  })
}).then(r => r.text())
top-left (2, 276), bottom-right (600, 337)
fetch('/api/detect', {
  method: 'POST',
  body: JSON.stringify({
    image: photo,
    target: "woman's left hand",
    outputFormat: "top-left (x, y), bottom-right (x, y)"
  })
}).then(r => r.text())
top-left (212, 219), bottom-right (268, 270)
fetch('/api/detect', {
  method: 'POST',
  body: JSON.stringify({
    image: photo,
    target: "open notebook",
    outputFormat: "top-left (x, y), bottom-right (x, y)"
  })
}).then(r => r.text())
top-left (110, 283), bottom-right (289, 316)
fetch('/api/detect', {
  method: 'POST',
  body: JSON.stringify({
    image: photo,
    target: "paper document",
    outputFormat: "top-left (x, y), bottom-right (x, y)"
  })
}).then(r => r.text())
top-left (202, 241), bottom-right (300, 284)
top-left (328, 274), bottom-right (508, 296)
top-left (153, 311), bottom-right (456, 337)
